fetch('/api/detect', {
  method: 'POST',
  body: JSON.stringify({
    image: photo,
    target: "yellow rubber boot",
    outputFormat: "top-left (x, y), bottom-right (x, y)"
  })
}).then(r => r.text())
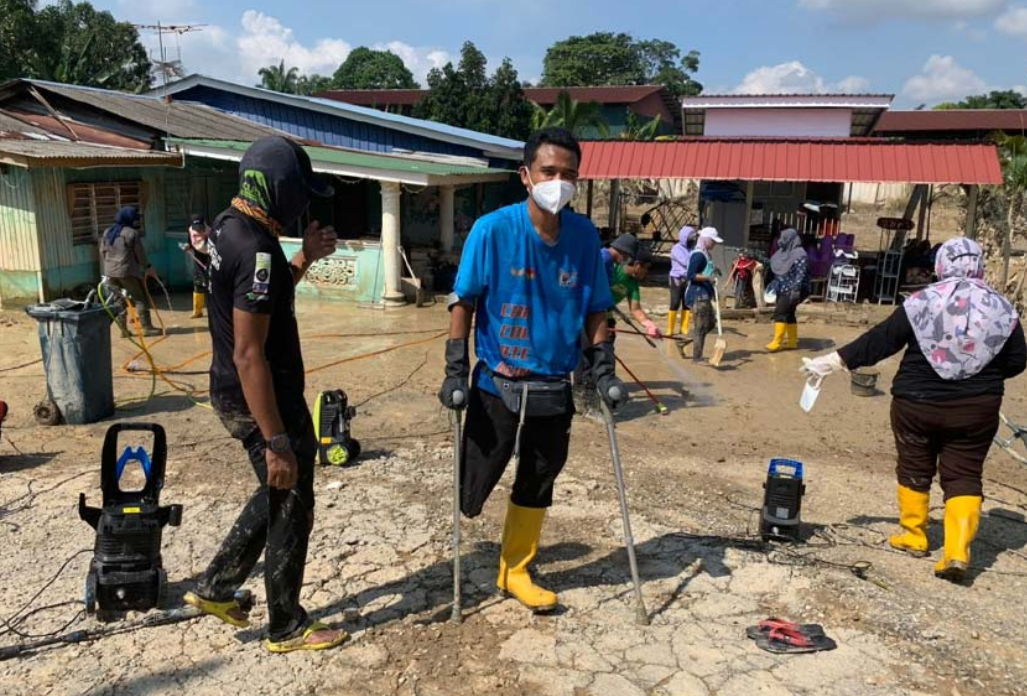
top-left (934, 495), bottom-right (982, 583)
top-left (496, 501), bottom-right (558, 612)
top-left (888, 485), bottom-right (930, 557)
top-left (191, 292), bottom-right (205, 318)
top-left (666, 311), bottom-right (679, 337)
top-left (766, 323), bottom-right (787, 352)
top-left (785, 323), bottom-right (799, 350)
top-left (681, 310), bottom-right (691, 335)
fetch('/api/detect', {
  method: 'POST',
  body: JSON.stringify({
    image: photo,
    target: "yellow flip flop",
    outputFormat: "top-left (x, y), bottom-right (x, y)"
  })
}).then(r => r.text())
top-left (183, 591), bottom-right (251, 629)
top-left (265, 621), bottom-right (350, 654)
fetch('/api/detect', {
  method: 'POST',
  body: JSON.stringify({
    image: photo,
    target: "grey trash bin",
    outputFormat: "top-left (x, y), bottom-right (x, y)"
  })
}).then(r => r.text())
top-left (24, 299), bottom-right (114, 425)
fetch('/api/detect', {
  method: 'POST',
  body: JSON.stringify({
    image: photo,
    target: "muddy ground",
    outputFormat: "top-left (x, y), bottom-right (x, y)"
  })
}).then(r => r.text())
top-left (2, 287), bottom-right (1027, 696)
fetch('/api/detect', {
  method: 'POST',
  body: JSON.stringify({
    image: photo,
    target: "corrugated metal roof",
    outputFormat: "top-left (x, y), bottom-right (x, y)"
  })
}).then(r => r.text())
top-left (152, 75), bottom-right (523, 158)
top-left (0, 110), bottom-right (46, 136)
top-left (577, 139), bottom-right (1003, 185)
top-left (0, 140), bottom-right (184, 168)
top-left (168, 138), bottom-right (512, 185)
top-left (316, 89), bottom-right (427, 107)
top-left (14, 80), bottom-right (283, 141)
top-left (876, 110), bottom-right (1027, 133)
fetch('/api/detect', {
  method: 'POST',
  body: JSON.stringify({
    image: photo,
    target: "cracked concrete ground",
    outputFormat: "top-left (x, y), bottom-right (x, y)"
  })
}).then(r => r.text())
top-left (2, 291), bottom-right (1027, 695)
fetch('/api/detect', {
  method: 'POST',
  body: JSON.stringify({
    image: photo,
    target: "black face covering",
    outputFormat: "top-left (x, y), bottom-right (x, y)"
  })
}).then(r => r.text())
top-left (237, 137), bottom-right (333, 228)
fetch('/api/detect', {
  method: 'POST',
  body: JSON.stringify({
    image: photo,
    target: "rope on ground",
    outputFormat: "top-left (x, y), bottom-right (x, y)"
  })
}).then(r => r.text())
top-left (0, 358), bottom-right (43, 373)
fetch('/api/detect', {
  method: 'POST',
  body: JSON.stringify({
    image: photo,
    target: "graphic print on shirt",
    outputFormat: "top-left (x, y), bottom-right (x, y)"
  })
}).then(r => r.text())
top-left (251, 252), bottom-right (272, 300)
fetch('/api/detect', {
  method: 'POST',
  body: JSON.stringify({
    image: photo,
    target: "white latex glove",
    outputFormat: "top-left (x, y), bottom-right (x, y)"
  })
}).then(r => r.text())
top-left (800, 351), bottom-right (847, 379)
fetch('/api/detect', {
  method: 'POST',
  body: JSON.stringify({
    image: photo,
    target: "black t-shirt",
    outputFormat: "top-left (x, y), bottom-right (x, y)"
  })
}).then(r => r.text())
top-left (207, 209), bottom-right (305, 409)
top-left (838, 306), bottom-right (1027, 402)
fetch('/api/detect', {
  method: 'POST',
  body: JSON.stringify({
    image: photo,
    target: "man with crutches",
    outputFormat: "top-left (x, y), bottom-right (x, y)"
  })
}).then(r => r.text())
top-left (439, 127), bottom-right (628, 614)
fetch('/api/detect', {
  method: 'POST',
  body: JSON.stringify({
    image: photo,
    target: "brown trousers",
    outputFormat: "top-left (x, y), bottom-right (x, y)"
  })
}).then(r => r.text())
top-left (890, 395), bottom-right (1001, 500)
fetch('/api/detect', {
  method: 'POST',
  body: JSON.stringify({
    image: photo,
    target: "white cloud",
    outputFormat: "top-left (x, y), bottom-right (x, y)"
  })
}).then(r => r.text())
top-left (901, 54), bottom-right (989, 103)
top-left (734, 61), bottom-right (870, 94)
top-left (798, 0), bottom-right (1006, 22)
top-left (997, 5), bottom-right (1027, 38)
top-left (237, 11), bottom-right (351, 79)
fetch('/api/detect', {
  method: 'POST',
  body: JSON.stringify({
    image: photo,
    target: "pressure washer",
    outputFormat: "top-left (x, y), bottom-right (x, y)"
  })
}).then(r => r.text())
top-left (760, 458), bottom-right (805, 542)
top-left (313, 389), bottom-right (361, 466)
top-left (79, 423), bottom-right (182, 621)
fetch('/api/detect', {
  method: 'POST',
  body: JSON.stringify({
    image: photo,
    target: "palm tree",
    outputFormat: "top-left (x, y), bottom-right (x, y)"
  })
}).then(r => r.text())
top-left (258, 60), bottom-right (299, 94)
top-left (536, 91), bottom-right (610, 138)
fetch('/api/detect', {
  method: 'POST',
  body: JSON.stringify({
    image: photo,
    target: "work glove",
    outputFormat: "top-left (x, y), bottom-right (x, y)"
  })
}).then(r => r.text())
top-left (643, 320), bottom-right (662, 339)
top-left (438, 338), bottom-right (470, 410)
top-left (584, 341), bottom-right (628, 410)
top-left (800, 351), bottom-right (847, 379)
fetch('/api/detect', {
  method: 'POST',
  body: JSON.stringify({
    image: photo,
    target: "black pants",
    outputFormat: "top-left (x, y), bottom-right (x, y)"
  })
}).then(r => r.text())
top-left (690, 299), bottom-right (715, 361)
top-left (461, 387), bottom-right (573, 518)
top-left (108, 275), bottom-right (153, 328)
top-left (891, 395), bottom-right (1001, 500)
top-left (197, 395), bottom-right (317, 641)
top-left (190, 251), bottom-right (210, 293)
top-left (773, 291), bottom-right (801, 324)
top-left (669, 278), bottom-right (687, 311)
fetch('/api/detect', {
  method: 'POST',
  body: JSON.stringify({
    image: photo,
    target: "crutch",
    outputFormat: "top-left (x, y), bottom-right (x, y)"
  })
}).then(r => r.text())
top-left (449, 389), bottom-right (466, 623)
top-left (598, 395), bottom-right (650, 626)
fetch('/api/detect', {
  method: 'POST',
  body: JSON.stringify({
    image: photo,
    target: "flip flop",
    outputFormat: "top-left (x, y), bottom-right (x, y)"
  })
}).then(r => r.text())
top-left (752, 626), bottom-right (837, 654)
top-left (745, 617), bottom-right (826, 640)
top-left (183, 591), bottom-right (252, 629)
top-left (265, 621), bottom-right (350, 654)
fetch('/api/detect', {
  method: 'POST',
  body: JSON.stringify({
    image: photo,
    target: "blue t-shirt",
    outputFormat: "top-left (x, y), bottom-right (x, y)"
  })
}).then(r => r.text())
top-left (454, 201), bottom-right (613, 396)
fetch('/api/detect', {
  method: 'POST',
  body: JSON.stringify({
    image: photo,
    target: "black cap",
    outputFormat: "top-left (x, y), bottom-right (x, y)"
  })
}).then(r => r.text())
top-left (239, 136), bottom-right (334, 199)
top-left (190, 213), bottom-right (206, 227)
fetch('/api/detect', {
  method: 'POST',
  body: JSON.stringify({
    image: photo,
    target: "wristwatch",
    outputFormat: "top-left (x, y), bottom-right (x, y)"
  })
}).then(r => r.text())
top-left (266, 433), bottom-right (291, 453)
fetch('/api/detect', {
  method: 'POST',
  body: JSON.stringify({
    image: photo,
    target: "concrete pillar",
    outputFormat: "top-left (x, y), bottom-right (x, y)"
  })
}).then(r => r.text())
top-left (440, 185), bottom-right (455, 253)
top-left (742, 180), bottom-right (755, 249)
top-left (380, 181), bottom-right (405, 306)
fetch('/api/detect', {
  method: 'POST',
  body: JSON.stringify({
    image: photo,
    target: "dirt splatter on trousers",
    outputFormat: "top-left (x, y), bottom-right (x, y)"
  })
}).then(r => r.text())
top-left (196, 394), bottom-right (317, 641)
top-left (890, 395), bottom-right (1001, 500)
top-left (690, 299), bottom-right (715, 362)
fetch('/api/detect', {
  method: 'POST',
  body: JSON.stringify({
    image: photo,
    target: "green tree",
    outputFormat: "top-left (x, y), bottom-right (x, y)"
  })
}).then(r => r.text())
top-left (934, 90), bottom-right (1027, 110)
top-left (997, 133), bottom-right (1027, 285)
top-left (619, 109), bottom-right (662, 140)
top-left (296, 73), bottom-right (333, 96)
top-left (533, 91), bottom-right (610, 138)
top-left (331, 47), bottom-right (418, 90)
top-left (414, 41), bottom-right (533, 140)
top-left (258, 60), bottom-right (299, 93)
top-left (5, 0), bottom-right (150, 91)
top-left (541, 32), bottom-right (702, 97)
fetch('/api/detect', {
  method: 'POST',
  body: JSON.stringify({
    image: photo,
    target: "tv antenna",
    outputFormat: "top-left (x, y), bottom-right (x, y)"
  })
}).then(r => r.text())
top-left (133, 23), bottom-right (206, 91)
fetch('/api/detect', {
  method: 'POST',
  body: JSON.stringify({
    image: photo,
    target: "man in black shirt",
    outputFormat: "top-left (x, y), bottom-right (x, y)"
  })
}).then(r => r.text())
top-left (184, 136), bottom-right (348, 652)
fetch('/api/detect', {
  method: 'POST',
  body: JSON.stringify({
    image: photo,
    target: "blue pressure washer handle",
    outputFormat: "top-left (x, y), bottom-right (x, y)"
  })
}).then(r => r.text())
top-left (100, 423), bottom-right (168, 505)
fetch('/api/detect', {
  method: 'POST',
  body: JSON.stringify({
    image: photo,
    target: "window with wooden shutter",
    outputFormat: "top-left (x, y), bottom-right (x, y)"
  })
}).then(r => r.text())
top-left (68, 182), bottom-right (145, 245)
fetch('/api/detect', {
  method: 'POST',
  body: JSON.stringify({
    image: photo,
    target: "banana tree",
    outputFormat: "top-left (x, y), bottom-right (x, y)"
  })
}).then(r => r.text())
top-left (620, 109), bottom-right (662, 140)
top-left (536, 91), bottom-right (610, 138)
top-left (997, 134), bottom-right (1027, 287)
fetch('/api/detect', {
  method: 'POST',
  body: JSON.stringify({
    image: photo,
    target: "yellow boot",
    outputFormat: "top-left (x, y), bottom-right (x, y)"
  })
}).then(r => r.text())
top-left (785, 323), bottom-right (799, 350)
top-left (666, 310), bottom-right (679, 337)
top-left (934, 495), bottom-right (982, 583)
top-left (191, 292), bottom-right (205, 318)
top-left (766, 323), bottom-right (787, 352)
top-left (681, 310), bottom-right (691, 335)
top-left (496, 500), bottom-right (558, 612)
top-left (889, 485), bottom-right (930, 557)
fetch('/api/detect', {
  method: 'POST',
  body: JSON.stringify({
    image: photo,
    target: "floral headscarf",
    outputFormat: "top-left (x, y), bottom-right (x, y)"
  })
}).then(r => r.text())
top-left (904, 237), bottom-right (1019, 380)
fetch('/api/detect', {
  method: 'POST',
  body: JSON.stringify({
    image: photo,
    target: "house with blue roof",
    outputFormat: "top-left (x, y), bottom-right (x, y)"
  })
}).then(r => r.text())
top-left (153, 75), bottom-right (524, 306)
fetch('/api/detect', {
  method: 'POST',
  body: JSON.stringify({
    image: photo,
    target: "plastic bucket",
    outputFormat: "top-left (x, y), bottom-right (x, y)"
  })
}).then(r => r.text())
top-left (850, 368), bottom-right (879, 397)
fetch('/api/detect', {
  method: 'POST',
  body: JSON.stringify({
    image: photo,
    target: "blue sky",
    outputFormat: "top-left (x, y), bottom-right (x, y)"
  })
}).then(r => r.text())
top-left (104, 0), bottom-right (1027, 107)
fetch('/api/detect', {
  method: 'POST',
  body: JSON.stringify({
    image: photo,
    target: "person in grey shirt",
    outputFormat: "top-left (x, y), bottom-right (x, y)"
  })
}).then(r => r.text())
top-left (99, 206), bottom-right (161, 337)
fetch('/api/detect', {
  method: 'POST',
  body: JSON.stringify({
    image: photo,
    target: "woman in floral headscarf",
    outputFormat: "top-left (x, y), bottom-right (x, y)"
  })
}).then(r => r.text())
top-left (802, 238), bottom-right (1027, 583)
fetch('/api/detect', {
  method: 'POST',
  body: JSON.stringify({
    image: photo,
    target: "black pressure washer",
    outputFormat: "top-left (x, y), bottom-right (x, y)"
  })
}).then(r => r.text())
top-left (760, 458), bottom-right (805, 542)
top-left (313, 389), bottom-right (361, 466)
top-left (79, 424), bottom-right (181, 621)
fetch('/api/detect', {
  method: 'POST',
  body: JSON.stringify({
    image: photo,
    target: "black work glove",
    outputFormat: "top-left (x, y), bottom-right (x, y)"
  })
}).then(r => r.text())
top-left (439, 338), bottom-right (470, 410)
top-left (584, 341), bottom-right (628, 410)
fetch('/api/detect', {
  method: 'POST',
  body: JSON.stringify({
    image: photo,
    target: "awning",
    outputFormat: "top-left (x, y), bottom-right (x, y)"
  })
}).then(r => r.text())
top-left (578, 139), bottom-right (1004, 185)
top-left (0, 139), bottom-right (184, 168)
top-left (167, 138), bottom-right (513, 186)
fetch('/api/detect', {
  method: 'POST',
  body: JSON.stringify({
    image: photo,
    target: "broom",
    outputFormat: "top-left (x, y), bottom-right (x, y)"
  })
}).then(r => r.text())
top-left (710, 284), bottom-right (727, 367)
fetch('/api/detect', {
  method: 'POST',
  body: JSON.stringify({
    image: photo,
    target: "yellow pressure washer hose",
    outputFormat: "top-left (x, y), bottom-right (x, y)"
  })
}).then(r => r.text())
top-left (97, 279), bottom-right (447, 412)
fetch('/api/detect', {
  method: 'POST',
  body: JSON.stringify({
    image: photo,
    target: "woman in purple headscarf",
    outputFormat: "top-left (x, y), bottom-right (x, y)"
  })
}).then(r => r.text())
top-left (667, 225), bottom-right (697, 336)
top-left (802, 237), bottom-right (1027, 583)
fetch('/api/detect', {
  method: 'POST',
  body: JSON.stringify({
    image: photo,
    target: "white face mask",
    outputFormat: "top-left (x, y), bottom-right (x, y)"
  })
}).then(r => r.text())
top-left (799, 375), bottom-right (824, 413)
top-left (528, 174), bottom-right (576, 215)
